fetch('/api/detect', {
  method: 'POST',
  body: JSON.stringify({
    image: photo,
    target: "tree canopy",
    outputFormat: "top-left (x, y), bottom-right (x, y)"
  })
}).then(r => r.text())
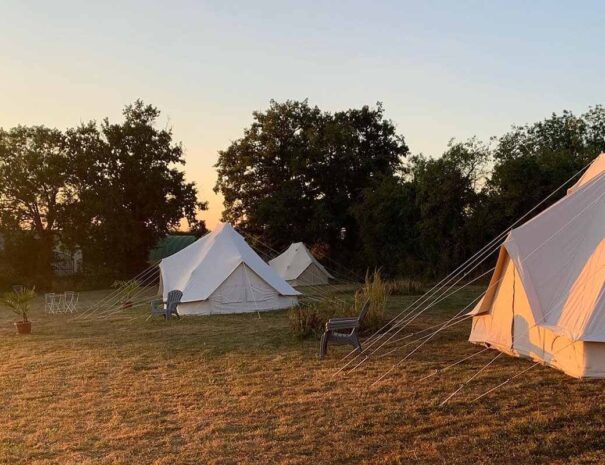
top-left (0, 126), bottom-right (72, 281)
top-left (215, 100), bottom-right (409, 262)
top-left (0, 101), bottom-right (206, 286)
top-left (2, 100), bottom-right (605, 289)
top-left (64, 101), bottom-right (206, 277)
top-left (485, 107), bottom-right (605, 234)
top-left (218, 102), bottom-right (605, 279)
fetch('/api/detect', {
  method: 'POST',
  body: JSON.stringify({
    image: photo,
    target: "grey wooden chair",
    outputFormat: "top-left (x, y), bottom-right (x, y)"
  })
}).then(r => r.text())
top-left (320, 299), bottom-right (370, 359)
top-left (150, 290), bottom-right (182, 319)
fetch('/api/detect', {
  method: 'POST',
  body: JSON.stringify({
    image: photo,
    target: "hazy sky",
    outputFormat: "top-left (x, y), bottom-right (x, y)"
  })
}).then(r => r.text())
top-left (2, 1), bottom-right (604, 228)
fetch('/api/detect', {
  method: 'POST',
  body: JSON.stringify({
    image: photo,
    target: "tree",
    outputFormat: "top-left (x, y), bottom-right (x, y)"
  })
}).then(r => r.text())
top-left (484, 107), bottom-right (605, 235)
top-left (0, 126), bottom-right (72, 283)
top-left (353, 176), bottom-right (420, 277)
top-left (0, 101), bottom-right (207, 287)
top-left (64, 101), bottom-right (207, 278)
top-left (410, 139), bottom-right (490, 277)
top-left (216, 100), bottom-right (323, 244)
top-left (215, 100), bottom-right (408, 262)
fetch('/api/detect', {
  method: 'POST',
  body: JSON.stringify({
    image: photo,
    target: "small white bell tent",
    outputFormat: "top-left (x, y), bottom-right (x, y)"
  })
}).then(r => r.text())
top-left (469, 154), bottom-right (605, 378)
top-left (269, 242), bottom-right (334, 287)
top-left (159, 223), bottom-right (300, 315)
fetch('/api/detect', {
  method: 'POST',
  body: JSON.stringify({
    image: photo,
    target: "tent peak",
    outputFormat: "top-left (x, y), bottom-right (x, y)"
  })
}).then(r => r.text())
top-left (269, 242), bottom-right (333, 284)
top-left (568, 153), bottom-right (605, 194)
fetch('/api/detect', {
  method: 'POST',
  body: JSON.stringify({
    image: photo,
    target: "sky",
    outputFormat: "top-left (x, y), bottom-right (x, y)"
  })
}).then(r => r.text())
top-left (2, 0), bottom-right (604, 229)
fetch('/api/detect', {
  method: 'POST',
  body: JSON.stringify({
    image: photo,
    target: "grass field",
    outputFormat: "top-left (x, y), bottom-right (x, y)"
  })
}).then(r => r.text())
top-left (1, 285), bottom-right (604, 465)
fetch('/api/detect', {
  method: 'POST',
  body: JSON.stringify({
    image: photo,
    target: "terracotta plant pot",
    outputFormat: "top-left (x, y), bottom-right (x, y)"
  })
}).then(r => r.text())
top-left (122, 301), bottom-right (133, 309)
top-left (15, 321), bottom-right (31, 335)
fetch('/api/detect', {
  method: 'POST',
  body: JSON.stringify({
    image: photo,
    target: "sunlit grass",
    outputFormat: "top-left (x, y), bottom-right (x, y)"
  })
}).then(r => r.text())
top-left (0, 285), bottom-right (603, 464)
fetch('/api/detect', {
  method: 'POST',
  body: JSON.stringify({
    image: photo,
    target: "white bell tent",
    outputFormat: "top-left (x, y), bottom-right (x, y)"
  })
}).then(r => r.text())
top-left (269, 242), bottom-right (334, 287)
top-left (159, 223), bottom-right (300, 315)
top-left (469, 153), bottom-right (605, 378)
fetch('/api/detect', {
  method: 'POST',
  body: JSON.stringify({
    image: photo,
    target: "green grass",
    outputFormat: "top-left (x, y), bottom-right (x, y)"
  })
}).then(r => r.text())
top-left (0, 285), bottom-right (604, 464)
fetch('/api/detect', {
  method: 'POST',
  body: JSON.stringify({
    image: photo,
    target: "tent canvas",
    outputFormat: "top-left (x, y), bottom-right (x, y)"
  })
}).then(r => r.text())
top-left (269, 242), bottom-right (334, 286)
top-left (159, 223), bottom-right (300, 315)
top-left (469, 154), bottom-right (605, 378)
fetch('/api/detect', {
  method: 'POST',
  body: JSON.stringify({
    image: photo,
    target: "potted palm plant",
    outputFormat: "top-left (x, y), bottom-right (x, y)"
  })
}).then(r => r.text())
top-left (1, 287), bottom-right (36, 334)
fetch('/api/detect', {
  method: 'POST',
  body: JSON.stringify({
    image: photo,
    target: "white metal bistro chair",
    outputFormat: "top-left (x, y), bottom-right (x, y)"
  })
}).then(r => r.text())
top-left (45, 293), bottom-right (62, 314)
top-left (44, 293), bottom-right (53, 313)
top-left (64, 291), bottom-right (79, 313)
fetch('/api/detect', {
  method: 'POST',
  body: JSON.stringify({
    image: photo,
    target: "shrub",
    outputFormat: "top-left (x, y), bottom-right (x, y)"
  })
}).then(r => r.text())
top-left (288, 297), bottom-right (349, 339)
top-left (355, 270), bottom-right (390, 333)
top-left (290, 271), bottom-right (392, 338)
top-left (386, 278), bottom-right (425, 296)
top-left (288, 303), bottom-right (322, 339)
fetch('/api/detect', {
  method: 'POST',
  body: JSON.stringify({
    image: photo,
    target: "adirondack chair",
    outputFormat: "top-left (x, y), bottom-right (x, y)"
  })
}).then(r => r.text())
top-left (150, 290), bottom-right (183, 319)
top-left (320, 299), bottom-right (370, 359)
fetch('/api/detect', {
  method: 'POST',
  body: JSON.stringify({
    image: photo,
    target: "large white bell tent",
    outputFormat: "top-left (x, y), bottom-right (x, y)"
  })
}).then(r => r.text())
top-left (159, 223), bottom-right (300, 315)
top-left (469, 154), bottom-right (605, 378)
top-left (269, 242), bottom-right (334, 287)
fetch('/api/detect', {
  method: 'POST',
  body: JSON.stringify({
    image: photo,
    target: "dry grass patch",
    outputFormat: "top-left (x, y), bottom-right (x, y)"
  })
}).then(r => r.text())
top-left (386, 278), bottom-right (426, 296)
top-left (0, 286), bottom-right (604, 464)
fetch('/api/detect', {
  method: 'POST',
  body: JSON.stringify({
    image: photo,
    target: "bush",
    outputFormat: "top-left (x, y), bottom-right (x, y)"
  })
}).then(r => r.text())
top-left (289, 270), bottom-right (392, 338)
top-left (288, 297), bottom-right (349, 339)
top-left (385, 278), bottom-right (425, 296)
top-left (355, 270), bottom-right (390, 333)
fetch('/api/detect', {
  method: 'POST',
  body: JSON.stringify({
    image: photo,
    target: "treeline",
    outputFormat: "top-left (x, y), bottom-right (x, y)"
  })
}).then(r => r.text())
top-left (215, 101), bottom-right (605, 279)
top-left (0, 101), bottom-right (206, 288)
top-left (3, 99), bottom-right (604, 290)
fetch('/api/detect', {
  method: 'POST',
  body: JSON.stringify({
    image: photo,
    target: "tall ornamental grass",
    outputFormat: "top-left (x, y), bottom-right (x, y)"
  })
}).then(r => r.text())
top-left (355, 270), bottom-right (389, 333)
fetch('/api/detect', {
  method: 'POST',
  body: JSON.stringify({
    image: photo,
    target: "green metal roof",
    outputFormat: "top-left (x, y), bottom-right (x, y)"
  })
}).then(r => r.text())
top-left (149, 234), bottom-right (197, 262)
